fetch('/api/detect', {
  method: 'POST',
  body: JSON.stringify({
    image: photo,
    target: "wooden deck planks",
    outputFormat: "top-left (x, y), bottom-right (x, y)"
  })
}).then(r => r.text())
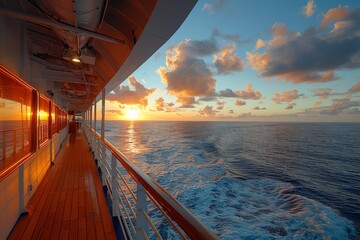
top-left (8, 129), bottom-right (117, 239)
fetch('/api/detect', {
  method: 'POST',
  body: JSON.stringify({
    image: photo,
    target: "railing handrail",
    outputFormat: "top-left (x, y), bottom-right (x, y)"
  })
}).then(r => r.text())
top-left (86, 125), bottom-right (219, 240)
top-left (0, 127), bottom-right (30, 134)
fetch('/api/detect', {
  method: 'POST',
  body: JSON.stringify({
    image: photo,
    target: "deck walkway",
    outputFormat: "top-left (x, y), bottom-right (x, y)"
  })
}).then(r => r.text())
top-left (9, 129), bottom-right (117, 240)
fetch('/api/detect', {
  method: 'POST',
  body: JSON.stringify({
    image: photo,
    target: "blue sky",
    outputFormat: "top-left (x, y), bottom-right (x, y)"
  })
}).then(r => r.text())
top-left (105, 0), bottom-right (360, 122)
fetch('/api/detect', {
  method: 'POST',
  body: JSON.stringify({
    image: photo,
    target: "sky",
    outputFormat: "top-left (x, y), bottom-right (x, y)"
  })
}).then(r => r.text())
top-left (104, 0), bottom-right (360, 122)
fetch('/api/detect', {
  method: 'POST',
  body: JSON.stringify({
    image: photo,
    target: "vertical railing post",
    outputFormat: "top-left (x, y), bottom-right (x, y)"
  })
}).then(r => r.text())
top-left (13, 129), bottom-right (16, 154)
top-left (101, 89), bottom-right (105, 140)
top-left (111, 154), bottom-right (118, 217)
top-left (3, 131), bottom-right (6, 159)
top-left (136, 183), bottom-right (149, 240)
top-left (93, 101), bottom-right (96, 133)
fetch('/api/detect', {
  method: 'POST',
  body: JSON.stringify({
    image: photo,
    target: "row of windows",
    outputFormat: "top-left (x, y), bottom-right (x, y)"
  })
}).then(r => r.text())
top-left (0, 65), bottom-right (68, 172)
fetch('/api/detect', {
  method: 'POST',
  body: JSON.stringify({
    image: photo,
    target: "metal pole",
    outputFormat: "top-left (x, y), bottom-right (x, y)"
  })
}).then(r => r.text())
top-left (101, 89), bottom-right (105, 140)
top-left (136, 183), bottom-right (149, 240)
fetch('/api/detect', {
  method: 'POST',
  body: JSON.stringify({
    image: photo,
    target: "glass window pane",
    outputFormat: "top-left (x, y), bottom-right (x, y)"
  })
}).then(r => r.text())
top-left (39, 96), bottom-right (49, 146)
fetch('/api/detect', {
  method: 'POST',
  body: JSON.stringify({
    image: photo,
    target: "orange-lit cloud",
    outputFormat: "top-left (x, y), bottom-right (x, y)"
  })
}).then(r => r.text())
top-left (303, 0), bottom-right (316, 17)
top-left (303, 97), bottom-right (360, 115)
top-left (213, 44), bottom-right (244, 74)
top-left (198, 105), bottom-right (217, 116)
top-left (321, 6), bottom-right (349, 28)
top-left (177, 97), bottom-right (196, 108)
top-left (349, 81), bottom-right (360, 93)
top-left (157, 39), bottom-right (217, 107)
top-left (155, 97), bottom-right (176, 112)
top-left (236, 83), bottom-right (262, 100)
top-left (255, 39), bottom-right (266, 50)
top-left (106, 76), bottom-right (155, 107)
top-left (273, 90), bottom-right (302, 104)
top-left (247, 8), bottom-right (360, 84)
top-left (285, 103), bottom-right (296, 110)
top-left (235, 100), bottom-right (246, 106)
top-left (106, 109), bottom-right (123, 115)
top-left (253, 106), bottom-right (266, 110)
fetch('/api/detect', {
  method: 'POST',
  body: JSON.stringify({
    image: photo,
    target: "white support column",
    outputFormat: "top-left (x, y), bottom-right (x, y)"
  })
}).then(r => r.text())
top-left (101, 89), bottom-right (105, 140)
top-left (111, 154), bottom-right (118, 216)
top-left (93, 101), bottom-right (97, 132)
top-left (136, 184), bottom-right (149, 240)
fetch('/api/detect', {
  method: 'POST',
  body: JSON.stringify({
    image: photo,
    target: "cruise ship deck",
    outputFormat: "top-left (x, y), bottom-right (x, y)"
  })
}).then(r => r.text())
top-left (9, 129), bottom-right (117, 240)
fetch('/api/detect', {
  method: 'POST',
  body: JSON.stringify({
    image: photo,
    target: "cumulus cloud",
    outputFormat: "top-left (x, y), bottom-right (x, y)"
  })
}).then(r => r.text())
top-left (238, 112), bottom-right (255, 118)
top-left (214, 44), bottom-right (244, 74)
top-left (303, 0), bottom-right (316, 17)
top-left (255, 39), bottom-right (266, 50)
top-left (106, 76), bottom-right (155, 107)
top-left (235, 100), bottom-right (246, 106)
top-left (218, 84), bottom-right (262, 100)
top-left (216, 100), bottom-right (225, 110)
top-left (321, 6), bottom-right (349, 28)
top-left (304, 97), bottom-right (360, 115)
top-left (157, 39), bottom-right (217, 107)
top-left (212, 29), bottom-right (250, 44)
top-left (285, 103), bottom-right (296, 110)
top-left (349, 81), bottom-right (360, 93)
top-left (106, 109), bottom-right (123, 115)
top-left (229, 109), bottom-right (234, 114)
top-left (176, 97), bottom-right (196, 108)
top-left (253, 106), bottom-right (266, 110)
top-left (314, 101), bottom-right (322, 107)
top-left (236, 83), bottom-right (262, 100)
top-left (202, 0), bottom-right (227, 14)
top-left (247, 7), bottom-right (360, 84)
top-left (155, 97), bottom-right (176, 112)
top-left (272, 90), bottom-right (303, 104)
top-left (198, 105), bottom-right (217, 116)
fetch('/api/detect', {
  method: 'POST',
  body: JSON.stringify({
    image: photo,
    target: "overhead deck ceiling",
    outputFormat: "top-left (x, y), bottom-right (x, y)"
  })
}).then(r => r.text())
top-left (0, 0), bottom-right (197, 113)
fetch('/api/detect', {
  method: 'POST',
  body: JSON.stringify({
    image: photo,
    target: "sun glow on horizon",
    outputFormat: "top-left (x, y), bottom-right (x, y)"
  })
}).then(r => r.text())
top-left (125, 108), bottom-right (141, 120)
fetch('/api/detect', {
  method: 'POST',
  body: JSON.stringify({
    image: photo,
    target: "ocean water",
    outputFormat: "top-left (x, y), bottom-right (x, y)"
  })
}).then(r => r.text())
top-left (103, 121), bottom-right (360, 239)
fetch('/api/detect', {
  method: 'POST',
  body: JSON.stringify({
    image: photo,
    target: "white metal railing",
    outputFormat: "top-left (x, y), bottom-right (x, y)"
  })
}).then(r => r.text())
top-left (0, 127), bottom-right (30, 161)
top-left (84, 125), bottom-right (219, 240)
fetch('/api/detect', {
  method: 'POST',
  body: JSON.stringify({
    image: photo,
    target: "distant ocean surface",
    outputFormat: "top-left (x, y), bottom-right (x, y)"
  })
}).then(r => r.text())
top-left (102, 121), bottom-right (360, 239)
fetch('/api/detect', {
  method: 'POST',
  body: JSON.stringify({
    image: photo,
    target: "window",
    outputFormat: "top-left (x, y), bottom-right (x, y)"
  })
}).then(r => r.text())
top-left (38, 96), bottom-right (49, 146)
top-left (0, 66), bottom-right (33, 170)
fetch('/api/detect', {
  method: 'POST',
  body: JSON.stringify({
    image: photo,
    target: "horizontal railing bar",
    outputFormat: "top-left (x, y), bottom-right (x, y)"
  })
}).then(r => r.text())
top-left (116, 168), bottom-right (138, 202)
top-left (116, 190), bottom-right (137, 234)
top-left (140, 208), bottom-right (163, 240)
top-left (147, 194), bottom-right (187, 240)
top-left (85, 125), bottom-right (219, 240)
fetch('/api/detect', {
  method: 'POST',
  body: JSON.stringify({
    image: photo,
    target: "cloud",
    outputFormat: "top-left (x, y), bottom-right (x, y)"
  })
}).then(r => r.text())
top-left (198, 105), bottom-right (217, 116)
top-left (218, 84), bottom-right (262, 100)
top-left (229, 109), bottom-right (234, 114)
top-left (247, 7), bottom-right (360, 84)
top-left (202, 0), bottom-right (227, 14)
top-left (272, 90), bottom-right (302, 104)
top-left (285, 103), bottom-right (296, 110)
top-left (304, 97), bottom-right (360, 115)
top-left (349, 81), bottom-right (360, 93)
top-left (253, 106), bottom-right (266, 110)
top-left (314, 101), bottom-right (322, 107)
top-left (321, 6), bottom-right (349, 28)
top-left (177, 97), bottom-right (196, 108)
top-left (255, 39), bottom-right (266, 50)
top-left (218, 88), bottom-right (238, 98)
top-left (238, 112), bottom-right (255, 118)
top-left (106, 76), bottom-right (155, 107)
top-left (157, 39), bottom-right (217, 107)
top-left (303, 0), bottom-right (316, 17)
top-left (214, 44), bottom-right (244, 74)
top-left (235, 100), bottom-right (246, 106)
top-left (236, 83), bottom-right (262, 100)
top-left (106, 109), bottom-right (123, 115)
top-left (216, 105), bottom-right (224, 110)
top-left (199, 97), bottom-right (217, 102)
top-left (212, 29), bottom-right (251, 44)
top-left (155, 97), bottom-right (176, 112)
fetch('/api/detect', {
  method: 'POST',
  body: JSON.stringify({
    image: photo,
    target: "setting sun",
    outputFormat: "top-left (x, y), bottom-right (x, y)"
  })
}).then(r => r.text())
top-left (125, 108), bottom-right (141, 120)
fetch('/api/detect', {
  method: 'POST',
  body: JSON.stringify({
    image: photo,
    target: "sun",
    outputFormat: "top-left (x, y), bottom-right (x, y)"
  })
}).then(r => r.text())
top-left (125, 108), bottom-right (141, 120)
